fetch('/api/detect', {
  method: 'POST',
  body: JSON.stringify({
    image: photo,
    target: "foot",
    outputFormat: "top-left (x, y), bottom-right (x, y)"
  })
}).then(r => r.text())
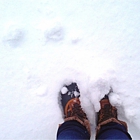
top-left (60, 82), bottom-right (80, 112)
top-left (97, 94), bottom-right (118, 125)
top-left (96, 94), bottom-right (128, 136)
top-left (60, 82), bottom-right (90, 135)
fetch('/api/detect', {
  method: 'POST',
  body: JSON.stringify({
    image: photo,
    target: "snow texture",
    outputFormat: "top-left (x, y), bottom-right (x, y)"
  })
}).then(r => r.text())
top-left (74, 91), bottom-right (80, 97)
top-left (61, 87), bottom-right (68, 94)
top-left (0, 0), bottom-right (140, 139)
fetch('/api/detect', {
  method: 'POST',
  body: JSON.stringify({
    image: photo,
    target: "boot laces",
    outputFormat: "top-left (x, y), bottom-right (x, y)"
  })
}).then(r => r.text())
top-left (65, 98), bottom-right (87, 120)
top-left (73, 102), bottom-right (87, 119)
top-left (99, 104), bottom-right (116, 123)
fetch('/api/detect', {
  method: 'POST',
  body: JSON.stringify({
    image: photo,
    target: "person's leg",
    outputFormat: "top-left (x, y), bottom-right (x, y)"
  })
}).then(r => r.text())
top-left (96, 95), bottom-right (132, 140)
top-left (57, 120), bottom-right (90, 139)
top-left (96, 122), bottom-right (132, 139)
top-left (57, 83), bottom-right (90, 140)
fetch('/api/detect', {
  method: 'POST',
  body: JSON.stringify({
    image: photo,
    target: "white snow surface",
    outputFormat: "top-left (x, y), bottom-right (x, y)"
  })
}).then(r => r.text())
top-left (61, 87), bottom-right (68, 94)
top-left (0, 0), bottom-right (140, 139)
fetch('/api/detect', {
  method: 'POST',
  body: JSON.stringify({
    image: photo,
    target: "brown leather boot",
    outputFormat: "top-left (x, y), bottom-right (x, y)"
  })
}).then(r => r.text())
top-left (96, 95), bottom-right (128, 135)
top-left (64, 98), bottom-right (91, 135)
top-left (60, 83), bottom-right (91, 135)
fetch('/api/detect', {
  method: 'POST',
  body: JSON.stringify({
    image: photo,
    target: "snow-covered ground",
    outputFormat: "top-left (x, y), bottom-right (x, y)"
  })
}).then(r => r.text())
top-left (0, 0), bottom-right (140, 139)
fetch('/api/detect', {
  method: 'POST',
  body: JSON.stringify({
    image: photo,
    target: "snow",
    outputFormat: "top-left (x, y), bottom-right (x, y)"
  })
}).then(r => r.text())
top-left (74, 91), bottom-right (80, 97)
top-left (61, 87), bottom-right (68, 94)
top-left (0, 0), bottom-right (140, 139)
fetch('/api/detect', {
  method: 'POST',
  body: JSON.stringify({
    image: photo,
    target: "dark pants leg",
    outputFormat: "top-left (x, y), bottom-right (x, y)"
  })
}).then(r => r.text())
top-left (57, 120), bottom-right (90, 140)
top-left (96, 122), bottom-right (132, 140)
top-left (57, 121), bottom-right (132, 140)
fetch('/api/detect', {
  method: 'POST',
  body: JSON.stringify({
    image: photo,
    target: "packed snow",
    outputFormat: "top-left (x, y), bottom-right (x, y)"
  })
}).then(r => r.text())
top-left (0, 0), bottom-right (140, 139)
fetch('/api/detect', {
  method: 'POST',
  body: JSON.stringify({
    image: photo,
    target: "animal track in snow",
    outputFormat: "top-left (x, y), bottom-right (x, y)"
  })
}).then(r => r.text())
top-left (3, 24), bottom-right (25, 47)
top-left (44, 25), bottom-right (64, 42)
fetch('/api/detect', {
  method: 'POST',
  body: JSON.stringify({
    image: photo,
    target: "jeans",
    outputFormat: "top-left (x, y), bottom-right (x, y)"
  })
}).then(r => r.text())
top-left (57, 120), bottom-right (132, 140)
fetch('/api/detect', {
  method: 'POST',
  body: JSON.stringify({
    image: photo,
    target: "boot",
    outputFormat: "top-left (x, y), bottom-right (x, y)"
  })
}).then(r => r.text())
top-left (96, 95), bottom-right (128, 135)
top-left (60, 83), bottom-right (90, 135)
